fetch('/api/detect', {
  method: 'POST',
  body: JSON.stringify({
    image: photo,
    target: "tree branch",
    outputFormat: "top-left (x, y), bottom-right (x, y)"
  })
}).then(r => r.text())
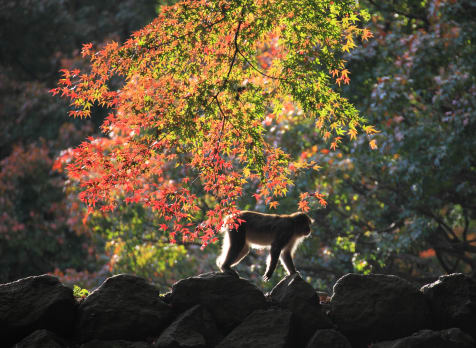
top-left (237, 49), bottom-right (285, 81)
top-left (212, 11), bottom-right (244, 149)
top-left (367, 0), bottom-right (430, 28)
top-left (215, 14), bottom-right (244, 98)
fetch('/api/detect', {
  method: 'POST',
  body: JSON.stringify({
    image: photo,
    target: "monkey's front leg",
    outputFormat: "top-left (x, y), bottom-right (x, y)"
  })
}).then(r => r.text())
top-left (263, 244), bottom-right (281, 281)
top-left (280, 250), bottom-right (297, 275)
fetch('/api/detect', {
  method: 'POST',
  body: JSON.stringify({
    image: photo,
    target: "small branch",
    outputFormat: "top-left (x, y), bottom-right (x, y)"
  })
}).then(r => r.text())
top-left (435, 248), bottom-right (452, 273)
top-left (421, 209), bottom-right (459, 241)
top-left (367, 0), bottom-right (430, 28)
top-left (211, 10), bottom-right (244, 151)
top-left (214, 95), bottom-right (227, 143)
top-left (150, 16), bottom-right (227, 51)
top-left (237, 49), bottom-right (285, 81)
top-left (215, 15), bottom-right (244, 99)
top-left (225, 20), bottom-right (242, 83)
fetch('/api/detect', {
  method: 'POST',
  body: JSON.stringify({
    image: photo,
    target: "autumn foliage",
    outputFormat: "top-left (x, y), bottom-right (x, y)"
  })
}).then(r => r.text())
top-left (51, 0), bottom-right (375, 245)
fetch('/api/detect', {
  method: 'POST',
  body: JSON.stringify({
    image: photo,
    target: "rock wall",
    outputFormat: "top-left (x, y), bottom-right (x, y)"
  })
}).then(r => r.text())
top-left (1, 272), bottom-right (475, 348)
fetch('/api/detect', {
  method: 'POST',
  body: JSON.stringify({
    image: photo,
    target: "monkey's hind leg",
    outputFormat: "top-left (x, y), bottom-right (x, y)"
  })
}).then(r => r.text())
top-left (219, 228), bottom-right (247, 276)
top-left (223, 244), bottom-right (249, 278)
top-left (263, 243), bottom-right (281, 282)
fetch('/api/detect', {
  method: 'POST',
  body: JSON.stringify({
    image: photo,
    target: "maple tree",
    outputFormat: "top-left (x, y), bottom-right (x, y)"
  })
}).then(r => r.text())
top-left (3, 0), bottom-right (472, 291)
top-left (52, 0), bottom-right (375, 246)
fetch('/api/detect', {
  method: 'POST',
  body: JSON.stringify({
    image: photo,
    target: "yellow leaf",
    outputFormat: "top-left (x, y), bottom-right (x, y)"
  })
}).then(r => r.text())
top-left (316, 118), bottom-right (324, 129)
top-left (369, 139), bottom-right (378, 150)
top-left (363, 125), bottom-right (379, 134)
top-left (348, 129), bottom-right (357, 140)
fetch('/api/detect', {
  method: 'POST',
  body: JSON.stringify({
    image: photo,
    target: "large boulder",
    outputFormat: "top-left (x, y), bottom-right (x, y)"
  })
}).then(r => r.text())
top-left (305, 329), bottom-right (352, 348)
top-left (421, 273), bottom-right (476, 338)
top-left (329, 273), bottom-right (431, 347)
top-left (13, 329), bottom-right (70, 348)
top-left (370, 328), bottom-right (475, 348)
top-left (153, 305), bottom-right (222, 348)
top-left (168, 272), bottom-right (267, 333)
top-left (75, 274), bottom-right (172, 343)
top-left (269, 273), bottom-right (333, 345)
top-left (80, 340), bottom-right (151, 348)
top-left (215, 309), bottom-right (294, 348)
top-left (0, 275), bottom-right (76, 346)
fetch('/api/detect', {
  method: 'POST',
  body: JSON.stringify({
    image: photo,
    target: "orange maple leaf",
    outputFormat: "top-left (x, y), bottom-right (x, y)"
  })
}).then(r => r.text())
top-left (369, 139), bottom-right (378, 150)
top-left (298, 200), bottom-right (310, 212)
top-left (361, 28), bottom-right (374, 41)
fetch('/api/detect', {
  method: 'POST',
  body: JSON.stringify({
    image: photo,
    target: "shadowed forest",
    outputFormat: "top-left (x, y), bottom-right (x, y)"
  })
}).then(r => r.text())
top-left (1, 0), bottom-right (475, 293)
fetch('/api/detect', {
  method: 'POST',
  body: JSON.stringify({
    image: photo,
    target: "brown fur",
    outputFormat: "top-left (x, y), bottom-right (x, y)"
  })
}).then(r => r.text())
top-left (217, 211), bottom-right (314, 281)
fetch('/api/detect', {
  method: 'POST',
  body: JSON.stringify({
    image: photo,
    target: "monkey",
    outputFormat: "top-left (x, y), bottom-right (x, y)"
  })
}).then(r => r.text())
top-left (216, 211), bottom-right (314, 281)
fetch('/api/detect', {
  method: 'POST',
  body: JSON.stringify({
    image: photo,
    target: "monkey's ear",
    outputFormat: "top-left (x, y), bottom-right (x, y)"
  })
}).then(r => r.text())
top-left (309, 216), bottom-right (315, 225)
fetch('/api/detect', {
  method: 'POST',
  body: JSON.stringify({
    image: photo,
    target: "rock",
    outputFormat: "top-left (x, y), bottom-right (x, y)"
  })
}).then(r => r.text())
top-left (153, 305), bottom-right (222, 348)
top-left (215, 308), bottom-right (294, 348)
top-left (421, 273), bottom-right (476, 338)
top-left (0, 275), bottom-right (76, 346)
top-left (269, 273), bottom-right (333, 345)
top-left (80, 340), bottom-right (151, 348)
top-left (305, 329), bottom-right (352, 348)
top-left (13, 329), bottom-right (70, 348)
top-left (75, 274), bottom-right (172, 343)
top-left (169, 272), bottom-right (266, 333)
top-left (370, 328), bottom-right (476, 348)
top-left (329, 273), bottom-right (431, 347)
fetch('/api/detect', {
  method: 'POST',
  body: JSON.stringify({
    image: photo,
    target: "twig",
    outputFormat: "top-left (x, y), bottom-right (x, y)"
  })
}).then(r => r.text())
top-left (237, 49), bottom-right (286, 81)
top-left (367, 0), bottom-right (430, 27)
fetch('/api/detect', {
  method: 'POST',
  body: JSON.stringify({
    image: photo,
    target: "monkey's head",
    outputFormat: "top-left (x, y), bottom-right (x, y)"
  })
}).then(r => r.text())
top-left (293, 212), bottom-right (314, 237)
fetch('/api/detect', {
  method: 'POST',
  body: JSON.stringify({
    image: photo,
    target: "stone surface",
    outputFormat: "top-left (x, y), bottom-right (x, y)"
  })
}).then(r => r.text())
top-left (370, 328), bottom-right (476, 348)
top-left (153, 304), bottom-right (222, 348)
top-left (330, 273), bottom-right (431, 347)
top-left (5, 272), bottom-right (476, 348)
top-left (269, 273), bottom-right (333, 345)
top-left (305, 329), bottom-right (352, 348)
top-left (0, 275), bottom-right (76, 346)
top-left (215, 308), bottom-right (294, 348)
top-left (13, 329), bottom-right (70, 348)
top-left (421, 273), bottom-right (476, 338)
top-left (80, 340), bottom-right (151, 348)
top-left (75, 274), bottom-right (172, 343)
top-left (169, 272), bottom-right (267, 333)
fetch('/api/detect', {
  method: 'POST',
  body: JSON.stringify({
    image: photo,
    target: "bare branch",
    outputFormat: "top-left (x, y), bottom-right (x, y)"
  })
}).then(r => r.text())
top-left (367, 0), bottom-right (430, 28)
top-left (237, 49), bottom-right (285, 81)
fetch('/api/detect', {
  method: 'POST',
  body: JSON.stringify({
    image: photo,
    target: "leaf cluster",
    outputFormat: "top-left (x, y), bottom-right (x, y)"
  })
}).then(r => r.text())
top-left (53, 0), bottom-right (373, 245)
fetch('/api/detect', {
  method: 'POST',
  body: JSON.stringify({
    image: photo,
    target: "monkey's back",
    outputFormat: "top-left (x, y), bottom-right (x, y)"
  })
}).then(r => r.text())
top-left (238, 211), bottom-right (293, 247)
